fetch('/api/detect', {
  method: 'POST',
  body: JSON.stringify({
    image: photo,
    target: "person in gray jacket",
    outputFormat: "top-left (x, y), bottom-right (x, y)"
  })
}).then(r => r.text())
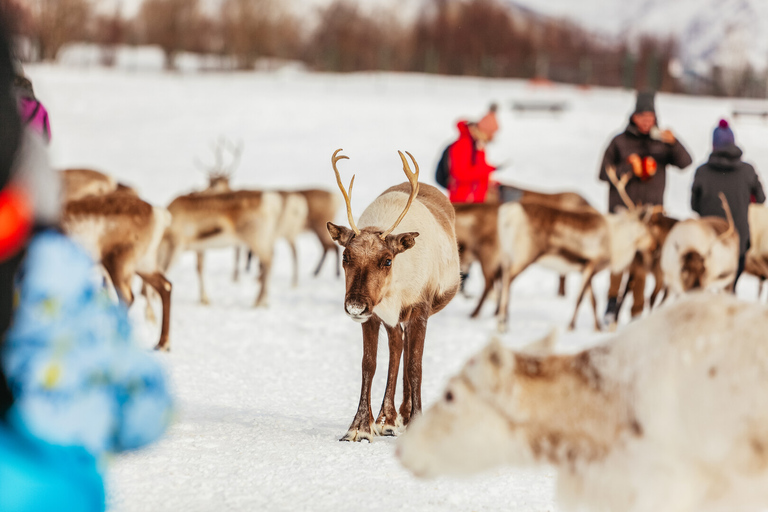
top-left (691, 119), bottom-right (765, 286)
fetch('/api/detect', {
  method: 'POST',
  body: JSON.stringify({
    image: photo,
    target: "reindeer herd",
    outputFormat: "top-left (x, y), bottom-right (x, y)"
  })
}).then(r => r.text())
top-left (54, 141), bottom-right (768, 510)
top-left (59, 140), bottom-right (340, 351)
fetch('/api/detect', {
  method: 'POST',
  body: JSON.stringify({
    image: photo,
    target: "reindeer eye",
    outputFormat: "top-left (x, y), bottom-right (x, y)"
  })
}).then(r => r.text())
top-left (383, 258), bottom-right (392, 267)
top-left (445, 391), bottom-right (454, 402)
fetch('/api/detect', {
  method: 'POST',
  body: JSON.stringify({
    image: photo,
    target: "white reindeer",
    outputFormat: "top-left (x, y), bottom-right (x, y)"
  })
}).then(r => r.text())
top-left (399, 293), bottom-right (768, 512)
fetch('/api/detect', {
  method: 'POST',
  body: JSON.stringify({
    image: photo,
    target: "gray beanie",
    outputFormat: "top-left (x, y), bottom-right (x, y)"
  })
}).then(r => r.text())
top-left (634, 91), bottom-right (656, 115)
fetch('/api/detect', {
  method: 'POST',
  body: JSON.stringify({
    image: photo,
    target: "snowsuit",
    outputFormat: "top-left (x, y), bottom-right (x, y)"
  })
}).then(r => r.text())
top-left (448, 121), bottom-right (495, 203)
top-left (691, 144), bottom-right (766, 282)
top-left (600, 120), bottom-right (692, 317)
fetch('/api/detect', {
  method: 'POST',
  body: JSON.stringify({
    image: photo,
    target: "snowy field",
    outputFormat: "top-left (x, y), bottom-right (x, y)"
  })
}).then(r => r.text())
top-left (25, 64), bottom-right (768, 511)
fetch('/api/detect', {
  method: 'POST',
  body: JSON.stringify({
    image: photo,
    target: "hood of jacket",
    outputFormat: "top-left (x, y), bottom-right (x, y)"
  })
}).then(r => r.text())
top-left (707, 144), bottom-right (743, 171)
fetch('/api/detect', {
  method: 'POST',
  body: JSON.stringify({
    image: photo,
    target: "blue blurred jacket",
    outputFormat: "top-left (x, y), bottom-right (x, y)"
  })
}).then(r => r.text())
top-left (0, 231), bottom-right (174, 511)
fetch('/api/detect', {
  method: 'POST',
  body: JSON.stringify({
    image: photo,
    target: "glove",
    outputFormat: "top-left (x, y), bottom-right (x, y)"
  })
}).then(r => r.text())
top-left (660, 129), bottom-right (676, 144)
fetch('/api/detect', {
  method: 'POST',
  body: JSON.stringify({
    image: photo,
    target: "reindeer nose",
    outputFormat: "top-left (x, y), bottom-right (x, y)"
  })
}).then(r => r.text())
top-left (345, 302), bottom-right (367, 317)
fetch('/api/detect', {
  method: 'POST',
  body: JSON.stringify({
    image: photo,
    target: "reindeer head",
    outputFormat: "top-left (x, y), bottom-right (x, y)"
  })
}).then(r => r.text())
top-left (397, 337), bottom-right (546, 477)
top-left (327, 149), bottom-right (420, 323)
top-left (196, 137), bottom-right (242, 193)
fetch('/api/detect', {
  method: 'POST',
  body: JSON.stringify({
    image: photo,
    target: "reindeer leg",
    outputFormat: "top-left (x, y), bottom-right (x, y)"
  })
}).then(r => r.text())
top-left (569, 264), bottom-right (596, 331)
top-left (233, 247), bottom-right (240, 282)
top-left (289, 240), bottom-right (299, 288)
top-left (403, 304), bottom-right (430, 425)
top-left (140, 282), bottom-right (157, 324)
top-left (399, 325), bottom-right (412, 424)
top-left (496, 262), bottom-right (528, 333)
top-left (588, 281), bottom-right (601, 331)
top-left (313, 248), bottom-right (328, 277)
top-left (558, 275), bottom-right (566, 297)
top-left (470, 268), bottom-right (495, 318)
top-left (138, 272), bottom-right (172, 352)
top-left (342, 316), bottom-right (380, 442)
top-left (197, 251), bottom-right (210, 305)
top-left (254, 250), bottom-right (272, 308)
top-left (376, 322), bottom-right (404, 436)
top-left (102, 247), bottom-right (134, 306)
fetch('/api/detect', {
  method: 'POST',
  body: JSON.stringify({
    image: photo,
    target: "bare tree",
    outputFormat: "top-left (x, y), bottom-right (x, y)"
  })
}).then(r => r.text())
top-left (28, 0), bottom-right (92, 61)
top-left (138, 0), bottom-right (200, 70)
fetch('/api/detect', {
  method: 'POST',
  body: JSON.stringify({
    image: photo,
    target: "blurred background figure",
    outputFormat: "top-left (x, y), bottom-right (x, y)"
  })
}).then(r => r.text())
top-left (599, 90), bottom-right (692, 323)
top-left (691, 119), bottom-right (765, 287)
top-left (0, 16), bottom-right (172, 512)
top-left (446, 105), bottom-right (499, 204)
top-left (475, 102), bottom-right (499, 147)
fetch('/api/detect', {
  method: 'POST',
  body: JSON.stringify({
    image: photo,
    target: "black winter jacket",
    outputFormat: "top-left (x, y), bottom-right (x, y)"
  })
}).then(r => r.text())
top-left (599, 122), bottom-right (693, 212)
top-left (691, 145), bottom-right (766, 255)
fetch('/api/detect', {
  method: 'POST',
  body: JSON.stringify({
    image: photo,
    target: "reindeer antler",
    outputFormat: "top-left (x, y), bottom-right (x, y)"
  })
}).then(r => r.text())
top-left (195, 137), bottom-right (242, 178)
top-left (380, 151), bottom-right (420, 239)
top-left (606, 166), bottom-right (635, 210)
top-left (331, 149), bottom-right (360, 235)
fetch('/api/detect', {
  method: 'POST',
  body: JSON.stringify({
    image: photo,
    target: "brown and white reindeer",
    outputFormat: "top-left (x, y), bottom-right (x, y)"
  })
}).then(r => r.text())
top-left (495, 169), bottom-right (655, 332)
top-left (455, 189), bottom-right (596, 318)
top-left (744, 203), bottom-right (768, 299)
top-left (59, 168), bottom-right (137, 203)
top-left (398, 293), bottom-right (768, 512)
top-left (158, 183), bottom-right (283, 307)
top-left (660, 193), bottom-right (739, 296)
top-left (326, 149), bottom-right (460, 442)
top-left (62, 191), bottom-right (173, 350)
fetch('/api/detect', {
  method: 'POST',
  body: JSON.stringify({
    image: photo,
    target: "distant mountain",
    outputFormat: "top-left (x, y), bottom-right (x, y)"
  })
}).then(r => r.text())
top-left (112, 0), bottom-right (768, 72)
top-left (509, 0), bottom-right (768, 72)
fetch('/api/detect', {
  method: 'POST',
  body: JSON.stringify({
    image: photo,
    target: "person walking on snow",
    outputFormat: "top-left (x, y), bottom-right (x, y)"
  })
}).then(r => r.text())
top-left (447, 103), bottom-right (498, 203)
top-left (600, 91), bottom-right (692, 324)
top-left (691, 119), bottom-right (765, 287)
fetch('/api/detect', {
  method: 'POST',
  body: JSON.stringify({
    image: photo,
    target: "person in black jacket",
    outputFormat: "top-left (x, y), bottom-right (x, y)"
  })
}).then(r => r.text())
top-left (600, 91), bottom-right (693, 323)
top-left (691, 119), bottom-right (765, 286)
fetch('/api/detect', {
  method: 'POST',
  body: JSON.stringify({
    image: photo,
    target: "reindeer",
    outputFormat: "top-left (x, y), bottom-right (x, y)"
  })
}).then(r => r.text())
top-left (398, 293), bottom-right (768, 512)
top-left (158, 186), bottom-right (283, 307)
top-left (299, 188), bottom-right (342, 277)
top-left (660, 193), bottom-right (739, 296)
top-left (455, 189), bottom-right (596, 318)
top-left (59, 168), bottom-right (136, 203)
top-left (744, 203), bottom-right (768, 299)
top-left (62, 191), bottom-right (173, 350)
top-left (495, 169), bottom-right (655, 332)
top-left (326, 149), bottom-right (460, 442)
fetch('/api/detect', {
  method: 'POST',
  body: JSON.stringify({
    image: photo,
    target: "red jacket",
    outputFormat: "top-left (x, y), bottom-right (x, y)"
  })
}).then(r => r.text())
top-left (448, 121), bottom-right (495, 203)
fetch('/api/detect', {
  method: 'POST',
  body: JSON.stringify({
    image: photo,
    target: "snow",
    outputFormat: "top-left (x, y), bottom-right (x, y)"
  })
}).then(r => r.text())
top-left (24, 64), bottom-right (768, 511)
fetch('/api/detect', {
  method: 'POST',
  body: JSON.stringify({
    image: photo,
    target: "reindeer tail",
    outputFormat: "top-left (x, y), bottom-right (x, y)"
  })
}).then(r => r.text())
top-left (718, 192), bottom-right (735, 241)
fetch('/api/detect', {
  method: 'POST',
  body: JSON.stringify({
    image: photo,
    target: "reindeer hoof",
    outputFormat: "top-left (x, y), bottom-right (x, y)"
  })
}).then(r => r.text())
top-left (253, 299), bottom-right (269, 308)
top-left (496, 321), bottom-right (508, 333)
top-left (340, 428), bottom-right (374, 443)
top-left (200, 296), bottom-right (210, 306)
top-left (154, 343), bottom-right (170, 352)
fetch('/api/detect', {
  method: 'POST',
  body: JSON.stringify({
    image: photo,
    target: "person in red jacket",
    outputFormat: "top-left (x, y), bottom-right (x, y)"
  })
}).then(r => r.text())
top-left (448, 119), bottom-right (497, 203)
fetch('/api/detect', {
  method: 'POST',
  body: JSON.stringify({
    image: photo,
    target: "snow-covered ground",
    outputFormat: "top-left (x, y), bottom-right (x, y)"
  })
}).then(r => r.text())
top-left (25, 65), bottom-right (768, 511)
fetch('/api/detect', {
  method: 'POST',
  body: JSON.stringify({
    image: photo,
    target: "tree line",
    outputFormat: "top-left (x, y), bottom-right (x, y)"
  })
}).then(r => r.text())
top-left (3, 0), bottom-right (763, 97)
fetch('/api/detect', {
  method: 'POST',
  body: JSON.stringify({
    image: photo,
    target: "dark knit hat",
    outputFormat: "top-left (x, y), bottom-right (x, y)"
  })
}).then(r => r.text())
top-left (712, 119), bottom-right (735, 150)
top-left (634, 91), bottom-right (656, 115)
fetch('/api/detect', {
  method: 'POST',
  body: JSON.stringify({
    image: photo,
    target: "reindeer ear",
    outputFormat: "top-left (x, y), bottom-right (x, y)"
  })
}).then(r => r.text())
top-left (386, 232), bottom-right (419, 254)
top-left (327, 222), bottom-right (355, 247)
top-left (519, 328), bottom-right (559, 356)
